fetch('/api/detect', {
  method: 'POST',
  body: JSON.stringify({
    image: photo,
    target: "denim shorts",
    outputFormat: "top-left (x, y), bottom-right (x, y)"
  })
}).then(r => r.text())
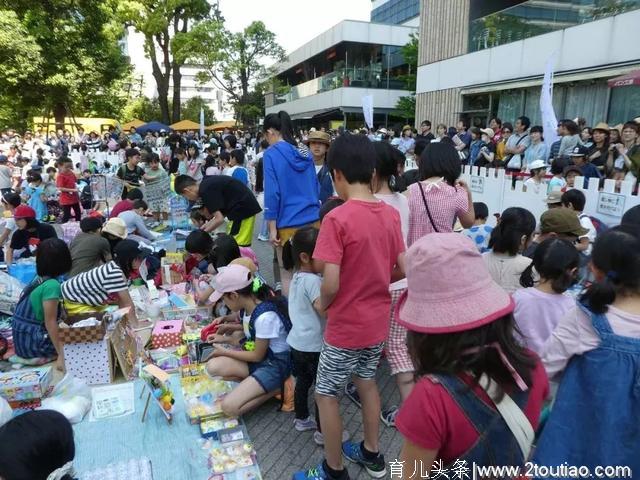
top-left (315, 341), bottom-right (384, 397)
top-left (249, 350), bottom-right (291, 393)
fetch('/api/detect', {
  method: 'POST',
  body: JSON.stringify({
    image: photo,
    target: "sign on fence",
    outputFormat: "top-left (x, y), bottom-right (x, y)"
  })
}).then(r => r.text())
top-left (470, 176), bottom-right (485, 194)
top-left (597, 192), bottom-right (626, 217)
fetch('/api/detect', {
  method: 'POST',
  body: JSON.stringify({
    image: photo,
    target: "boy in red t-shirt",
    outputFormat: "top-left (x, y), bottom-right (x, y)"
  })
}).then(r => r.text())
top-left (56, 157), bottom-right (81, 223)
top-left (295, 135), bottom-right (405, 480)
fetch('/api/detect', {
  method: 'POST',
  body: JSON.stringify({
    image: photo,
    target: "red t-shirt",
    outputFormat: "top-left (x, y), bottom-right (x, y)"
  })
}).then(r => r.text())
top-left (396, 358), bottom-right (549, 464)
top-left (313, 199), bottom-right (405, 349)
top-left (56, 171), bottom-right (79, 206)
top-left (109, 199), bottom-right (134, 218)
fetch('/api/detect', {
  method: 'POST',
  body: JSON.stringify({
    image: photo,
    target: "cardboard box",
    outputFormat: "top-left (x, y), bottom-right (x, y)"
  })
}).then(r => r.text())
top-left (152, 320), bottom-right (184, 349)
top-left (63, 338), bottom-right (115, 385)
top-left (0, 367), bottom-right (52, 402)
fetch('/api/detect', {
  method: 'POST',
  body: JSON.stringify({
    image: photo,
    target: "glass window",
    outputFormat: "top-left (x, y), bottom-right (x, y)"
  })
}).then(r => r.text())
top-left (372, 0), bottom-right (420, 25)
top-left (608, 86), bottom-right (640, 125)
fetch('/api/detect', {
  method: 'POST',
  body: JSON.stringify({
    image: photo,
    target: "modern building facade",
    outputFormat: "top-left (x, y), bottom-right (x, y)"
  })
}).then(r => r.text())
top-left (264, 1), bottom-right (420, 129)
top-left (415, 0), bottom-right (640, 128)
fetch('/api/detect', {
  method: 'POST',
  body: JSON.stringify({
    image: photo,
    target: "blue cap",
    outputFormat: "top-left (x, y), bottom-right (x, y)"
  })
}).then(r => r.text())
top-left (0, 155), bottom-right (7, 163)
top-left (569, 145), bottom-right (590, 157)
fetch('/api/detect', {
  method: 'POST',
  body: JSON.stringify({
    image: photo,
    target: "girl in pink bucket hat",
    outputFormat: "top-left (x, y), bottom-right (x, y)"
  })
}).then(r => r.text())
top-left (394, 233), bottom-right (549, 472)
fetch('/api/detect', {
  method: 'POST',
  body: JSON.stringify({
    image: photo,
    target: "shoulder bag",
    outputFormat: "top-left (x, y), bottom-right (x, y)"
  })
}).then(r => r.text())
top-left (418, 182), bottom-right (439, 233)
top-left (505, 134), bottom-right (529, 170)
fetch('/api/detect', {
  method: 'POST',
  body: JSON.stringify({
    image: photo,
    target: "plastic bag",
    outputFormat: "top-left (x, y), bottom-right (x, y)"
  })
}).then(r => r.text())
top-left (0, 270), bottom-right (25, 315)
top-left (0, 397), bottom-right (12, 428)
top-left (39, 374), bottom-right (91, 424)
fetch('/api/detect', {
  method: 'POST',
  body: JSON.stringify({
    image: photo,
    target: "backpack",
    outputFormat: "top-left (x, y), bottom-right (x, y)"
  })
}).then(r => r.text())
top-left (247, 300), bottom-right (292, 344)
top-left (580, 214), bottom-right (608, 235)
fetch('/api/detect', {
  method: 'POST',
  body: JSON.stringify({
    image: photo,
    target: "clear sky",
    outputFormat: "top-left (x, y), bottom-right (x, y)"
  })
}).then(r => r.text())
top-left (217, 0), bottom-right (372, 54)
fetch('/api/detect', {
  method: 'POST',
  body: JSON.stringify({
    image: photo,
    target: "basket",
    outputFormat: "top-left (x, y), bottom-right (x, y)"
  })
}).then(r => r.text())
top-left (59, 312), bottom-right (107, 344)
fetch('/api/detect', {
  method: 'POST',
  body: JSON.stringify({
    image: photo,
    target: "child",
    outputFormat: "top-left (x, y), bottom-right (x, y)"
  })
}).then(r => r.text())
top-left (561, 189), bottom-right (596, 256)
top-left (372, 141), bottom-right (413, 427)
top-left (563, 165), bottom-right (581, 189)
top-left (463, 201), bottom-right (493, 253)
top-left (547, 161), bottom-right (566, 194)
top-left (23, 172), bottom-right (48, 221)
top-left (204, 264), bottom-right (292, 416)
top-left (523, 159), bottom-right (547, 194)
top-left (535, 226), bottom-right (640, 472)
top-left (142, 153), bottom-right (169, 222)
top-left (284, 227), bottom-right (327, 441)
top-left (11, 239), bottom-right (71, 370)
top-left (295, 135), bottom-right (405, 480)
top-left (56, 157), bottom-right (81, 223)
top-left (219, 151), bottom-right (231, 176)
top-left (514, 238), bottom-right (578, 354)
top-left (229, 149), bottom-right (250, 187)
top-left (0, 410), bottom-right (76, 480)
top-left (483, 207), bottom-right (535, 294)
top-left (117, 199), bottom-right (156, 244)
top-left (78, 169), bottom-right (94, 211)
top-left (395, 233), bottom-right (548, 471)
top-left (190, 208), bottom-right (208, 229)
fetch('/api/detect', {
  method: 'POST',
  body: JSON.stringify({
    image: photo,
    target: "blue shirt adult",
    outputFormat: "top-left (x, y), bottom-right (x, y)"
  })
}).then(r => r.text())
top-left (524, 141), bottom-right (549, 168)
top-left (264, 142), bottom-right (319, 229)
top-left (578, 161), bottom-right (601, 188)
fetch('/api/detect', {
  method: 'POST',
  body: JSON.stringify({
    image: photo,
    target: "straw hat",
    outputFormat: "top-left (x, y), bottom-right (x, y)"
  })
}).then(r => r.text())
top-left (593, 122), bottom-right (610, 133)
top-left (304, 131), bottom-right (331, 146)
top-left (102, 218), bottom-right (127, 239)
top-left (402, 125), bottom-right (413, 133)
top-left (396, 234), bottom-right (513, 334)
top-left (480, 127), bottom-right (495, 139)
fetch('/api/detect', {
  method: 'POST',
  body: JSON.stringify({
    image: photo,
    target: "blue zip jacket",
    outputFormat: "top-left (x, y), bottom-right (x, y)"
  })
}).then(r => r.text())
top-left (264, 141), bottom-right (320, 228)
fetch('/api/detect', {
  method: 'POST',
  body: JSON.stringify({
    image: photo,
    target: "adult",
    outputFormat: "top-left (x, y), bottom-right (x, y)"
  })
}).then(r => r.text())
top-left (101, 217), bottom-right (128, 254)
top-left (589, 122), bottom-right (610, 174)
top-left (0, 155), bottom-right (12, 196)
top-left (128, 127), bottom-right (143, 146)
top-left (504, 116), bottom-right (531, 172)
top-left (607, 122), bottom-right (639, 180)
top-left (397, 125), bottom-right (415, 154)
top-left (489, 117), bottom-right (503, 144)
top-left (68, 217), bottom-right (112, 277)
top-left (495, 122), bottom-right (512, 166)
top-left (0, 193), bottom-right (20, 261)
top-left (11, 239), bottom-right (71, 368)
top-left (483, 207), bottom-right (535, 294)
top-left (523, 125), bottom-right (548, 170)
top-left (570, 145), bottom-right (601, 188)
top-left (580, 127), bottom-right (594, 150)
top-left (6, 205), bottom-right (57, 265)
top-left (406, 142), bottom-right (474, 246)
top-left (416, 120), bottom-right (435, 143)
top-left (476, 128), bottom-right (496, 167)
top-left (61, 239), bottom-right (142, 324)
top-left (116, 148), bottom-right (144, 199)
top-left (434, 124), bottom-right (447, 142)
top-left (262, 111), bottom-right (320, 293)
top-left (305, 131), bottom-right (333, 204)
top-left (557, 119), bottom-right (581, 160)
top-left (453, 119), bottom-right (472, 159)
top-left (86, 131), bottom-right (102, 151)
top-left (175, 175), bottom-right (261, 247)
top-left (74, 127), bottom-right (88, 145)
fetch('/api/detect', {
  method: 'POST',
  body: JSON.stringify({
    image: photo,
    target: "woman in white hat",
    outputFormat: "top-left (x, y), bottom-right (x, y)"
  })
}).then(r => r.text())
top-left (395, 233), bottom-right (548, 472)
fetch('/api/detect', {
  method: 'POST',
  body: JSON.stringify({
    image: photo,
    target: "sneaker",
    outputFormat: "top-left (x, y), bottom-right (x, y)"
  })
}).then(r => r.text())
top-left (342, 441), bottom-right (386, 479)
top-left (344, 382), bottom-right (361, 408)
top-left (294, 417), bottom-right (317, 432)
top-left (380, 406), bottom-right (399, 427)
top-left (292, 462), bottom-right (350, 480)
top-left (280, 376), bottom-right (295, 412)
top-left (257, 234), bottom-right (270, 242)
top-left (313, 430), bottom-right (351, 446)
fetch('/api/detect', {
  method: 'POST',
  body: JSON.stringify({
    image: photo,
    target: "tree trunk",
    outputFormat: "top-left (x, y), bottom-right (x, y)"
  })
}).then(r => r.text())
top-left (171, 63), bottom-right (181, 123)
top-left (53, 103), bottom-right (67, 132)
top-left (147, 34), bottom-right (172, 124)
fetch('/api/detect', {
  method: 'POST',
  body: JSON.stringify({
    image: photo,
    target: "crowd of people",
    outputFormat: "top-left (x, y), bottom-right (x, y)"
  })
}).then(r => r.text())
top-left (1, 108), bottom-right (640, 480)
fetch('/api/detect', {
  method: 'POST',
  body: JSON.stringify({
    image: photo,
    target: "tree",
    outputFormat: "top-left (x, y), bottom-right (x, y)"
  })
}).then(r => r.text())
top-left (0, 1), bottom-right (131, 130)
top-left (394, 33), bottom-right (418, 120)
top-left (181, 96), bottom-right (215, 125)
top-left (187, 20), bottom-right (286, 126)
top-left (117, 0), bottom-right (213, 124)
top-left (121, 96), bottom-right (163, 123)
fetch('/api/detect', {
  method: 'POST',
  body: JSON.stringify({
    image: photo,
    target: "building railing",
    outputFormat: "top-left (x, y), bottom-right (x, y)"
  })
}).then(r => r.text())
top-left (469, 0), bottom-right (640, 52)
top-left (274, 66), bottom-right (407, 105)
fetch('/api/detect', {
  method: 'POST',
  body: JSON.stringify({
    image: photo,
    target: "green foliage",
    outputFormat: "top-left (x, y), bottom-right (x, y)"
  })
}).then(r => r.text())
top-left (180, 96), bottom-right (215, 125)
top-left (121, 96), bottom-right (163, 123)
top-left (0, 1), bottom-right (131, 130)
top-left (394, 32), bottom-right (418, 120)
top-left (186, 20), bottom-right (286, 126)
top-left (117, 0), bottom-right (214, 124)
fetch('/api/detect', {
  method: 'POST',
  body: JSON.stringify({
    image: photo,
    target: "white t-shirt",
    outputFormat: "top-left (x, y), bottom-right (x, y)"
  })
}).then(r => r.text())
top-left (524, 177), bottom-right (544, 195)
top-left (243, 310), bottom-right (289, 353)
top-left (375, 192), bottom-right (409, 291)
top-left (578, 214), bottom-right (596, 256)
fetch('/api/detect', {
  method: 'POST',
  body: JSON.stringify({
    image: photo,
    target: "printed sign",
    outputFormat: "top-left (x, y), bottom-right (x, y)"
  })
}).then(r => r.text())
top-left (90, 175), bottom-right (124, 201)
top-left (470, 176), bottom-right (485, 194)
top-left (141, 175), bottom-right (171, 211)
top-left (596, 192), bottom-right (626, 218)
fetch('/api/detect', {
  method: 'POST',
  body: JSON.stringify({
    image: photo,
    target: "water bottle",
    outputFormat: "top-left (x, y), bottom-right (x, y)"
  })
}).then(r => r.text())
top-left (167, 233), bottom-right (177, 253)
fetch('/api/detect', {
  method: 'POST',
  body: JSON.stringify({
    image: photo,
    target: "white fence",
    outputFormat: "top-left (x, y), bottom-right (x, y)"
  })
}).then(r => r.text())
top-left (460, 166), bottom-right (640, 227)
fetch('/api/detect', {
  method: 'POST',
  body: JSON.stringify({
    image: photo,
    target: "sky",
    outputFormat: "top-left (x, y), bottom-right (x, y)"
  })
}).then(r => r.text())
top-left (217, 0), bottom-right (372, 54)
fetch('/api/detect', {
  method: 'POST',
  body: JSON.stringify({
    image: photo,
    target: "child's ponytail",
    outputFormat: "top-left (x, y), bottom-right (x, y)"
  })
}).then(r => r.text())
top-left (519, 238), bottom-right (579, 293)
top-left (580, 225), bottom-right (640, 314)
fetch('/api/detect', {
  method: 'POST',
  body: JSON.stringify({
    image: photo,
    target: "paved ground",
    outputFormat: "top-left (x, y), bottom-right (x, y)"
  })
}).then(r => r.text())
top-left (246, 213), bottom-right (404, 479)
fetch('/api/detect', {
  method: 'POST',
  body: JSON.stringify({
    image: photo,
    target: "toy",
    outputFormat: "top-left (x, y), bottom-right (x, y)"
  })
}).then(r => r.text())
top-left (200, 417), bottom-right (239, 438)
top-left (208, 442), bottom-right (256, 474)
top-left (139, 364), bottom-right (174, 424)
top-left (0, 367), bottom-right (52, 402)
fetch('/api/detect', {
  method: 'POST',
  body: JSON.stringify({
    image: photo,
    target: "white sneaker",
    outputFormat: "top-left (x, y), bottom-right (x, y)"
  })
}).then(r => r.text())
top-left (313, 430), bottom-right (350, 446)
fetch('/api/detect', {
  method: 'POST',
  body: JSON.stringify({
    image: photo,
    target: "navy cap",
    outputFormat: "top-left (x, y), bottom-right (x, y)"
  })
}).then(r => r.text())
top-left (0, 155), bottom-right (7, 163)
top-left (569, 145), bottom-right (590, 157)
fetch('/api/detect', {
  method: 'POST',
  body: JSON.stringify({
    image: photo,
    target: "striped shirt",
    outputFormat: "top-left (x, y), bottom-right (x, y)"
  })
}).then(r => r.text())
top-left (407, 180), bottom-right (469, 246)
top-left (61, 261), bottom-right (128, 306)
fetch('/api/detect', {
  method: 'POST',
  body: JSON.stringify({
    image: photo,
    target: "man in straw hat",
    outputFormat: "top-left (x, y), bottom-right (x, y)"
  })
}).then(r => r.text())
top-left (305, 131), bottom-right (333, 204)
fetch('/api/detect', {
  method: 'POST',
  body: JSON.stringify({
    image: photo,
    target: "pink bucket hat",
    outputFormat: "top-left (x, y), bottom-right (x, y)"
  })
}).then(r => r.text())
top-left (396, 233), bottom-right (514, 334)
top-left (209, 264), bottom-right (253, 303)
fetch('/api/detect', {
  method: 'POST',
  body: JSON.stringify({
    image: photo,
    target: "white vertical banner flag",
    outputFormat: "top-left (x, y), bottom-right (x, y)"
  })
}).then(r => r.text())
top-left (540, 52), bottom-right (559, 155)
top-left (199, 107), bottom-right (205, 138)
top-left (362, 95), bottom-right (374, 130)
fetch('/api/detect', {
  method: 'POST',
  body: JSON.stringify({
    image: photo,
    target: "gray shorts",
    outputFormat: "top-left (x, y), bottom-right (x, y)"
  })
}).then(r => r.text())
top-left (315, 341), bottom-right (384, 397)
